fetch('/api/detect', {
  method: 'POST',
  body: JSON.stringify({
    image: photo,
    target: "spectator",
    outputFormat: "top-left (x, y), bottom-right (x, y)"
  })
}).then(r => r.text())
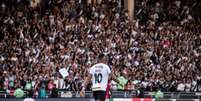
top-left (38, 86), bottom-right (46, 98)
top-left (117, 71), bottom-right (128, 91)
top-left (177, 81), bottom-right (185, 92)
top-left (14, 86), bottom-right (24, 98)
top-left (47, 80), bottom-right (54, 90)
top-left (50, 84), bottom-right (58, 98)
top-left (25, 80), bottom-right (33, 97)
top-left (197, 74), bottom-right (201, 91)
top-left (136, 87), bottom-right (144, 98)
top-left (125, 80), bottom-right (135, 91)
top-left (0, 84), bottom-right (4, 92)
top-left (155, 89), bottom-right (164, 99)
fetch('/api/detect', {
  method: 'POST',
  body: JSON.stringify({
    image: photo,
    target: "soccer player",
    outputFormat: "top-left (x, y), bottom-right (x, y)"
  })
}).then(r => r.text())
top-left (80, 54), bottom-right (111, 101)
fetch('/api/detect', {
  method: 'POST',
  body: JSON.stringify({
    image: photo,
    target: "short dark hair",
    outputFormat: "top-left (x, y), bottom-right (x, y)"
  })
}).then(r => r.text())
top-left (98, 54), bottom-right (105, 60)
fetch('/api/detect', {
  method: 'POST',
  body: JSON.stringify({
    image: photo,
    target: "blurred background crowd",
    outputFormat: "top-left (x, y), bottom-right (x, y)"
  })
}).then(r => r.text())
top-left (0, 0), bottom-right (201, 98)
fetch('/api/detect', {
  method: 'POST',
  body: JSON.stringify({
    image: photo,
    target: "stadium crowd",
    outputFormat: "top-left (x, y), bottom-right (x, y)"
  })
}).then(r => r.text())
top-left (0, 0), bottom-right (201, 98)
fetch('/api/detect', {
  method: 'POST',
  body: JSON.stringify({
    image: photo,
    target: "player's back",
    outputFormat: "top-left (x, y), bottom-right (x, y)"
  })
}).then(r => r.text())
top-left (89, 63), bottom-right (111, 91)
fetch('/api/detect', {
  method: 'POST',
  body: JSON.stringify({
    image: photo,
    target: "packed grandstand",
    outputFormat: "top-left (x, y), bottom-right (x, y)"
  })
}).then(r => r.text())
top-left (0, 0), bottom-right (201, 99)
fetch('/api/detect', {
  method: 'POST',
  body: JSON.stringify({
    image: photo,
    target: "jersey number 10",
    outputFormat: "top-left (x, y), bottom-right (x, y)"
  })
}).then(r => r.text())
top-left (94, 73), bottom-right (103, 84)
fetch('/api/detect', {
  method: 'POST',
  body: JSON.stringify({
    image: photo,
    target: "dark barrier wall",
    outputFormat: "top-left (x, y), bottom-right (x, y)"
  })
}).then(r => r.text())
top-left (0, 98), bottom-right (92, 101)
top-left (0, 98), bottom-right (201, 101)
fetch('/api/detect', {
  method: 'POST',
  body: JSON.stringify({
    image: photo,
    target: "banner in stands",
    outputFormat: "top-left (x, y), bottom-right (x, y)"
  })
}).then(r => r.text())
top-left (107, 98), bottom-right (200, 101)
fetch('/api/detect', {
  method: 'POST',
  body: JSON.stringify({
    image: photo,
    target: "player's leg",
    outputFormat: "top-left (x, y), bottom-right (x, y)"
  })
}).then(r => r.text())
top-left (97, 91), bottom-right (106, 101)
top-left (93, 91), bottom-right (106, 101)
top-left (93, 91), bottom-right (99, 101)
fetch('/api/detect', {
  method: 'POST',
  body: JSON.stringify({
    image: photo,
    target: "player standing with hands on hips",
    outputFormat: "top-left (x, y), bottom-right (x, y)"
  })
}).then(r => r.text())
top-left (80, 54), bottom-right (112, 101)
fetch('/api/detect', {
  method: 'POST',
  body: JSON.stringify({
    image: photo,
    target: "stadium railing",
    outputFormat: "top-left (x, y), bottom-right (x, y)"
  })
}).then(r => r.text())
top-left (0, 90), bottom-right (201, 99)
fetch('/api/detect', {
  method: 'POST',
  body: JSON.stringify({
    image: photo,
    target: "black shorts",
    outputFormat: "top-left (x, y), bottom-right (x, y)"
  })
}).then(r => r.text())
top-left (92, 91), bottom-right (106, 101)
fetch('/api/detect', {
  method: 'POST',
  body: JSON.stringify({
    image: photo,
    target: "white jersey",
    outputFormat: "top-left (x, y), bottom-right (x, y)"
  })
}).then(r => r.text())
top-left (89, 63), bottom-right (111, 91)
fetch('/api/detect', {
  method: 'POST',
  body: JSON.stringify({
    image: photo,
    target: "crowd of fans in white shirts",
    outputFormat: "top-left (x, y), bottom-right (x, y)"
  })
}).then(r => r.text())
top-left (0, 0), bottom-right (201, 97)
